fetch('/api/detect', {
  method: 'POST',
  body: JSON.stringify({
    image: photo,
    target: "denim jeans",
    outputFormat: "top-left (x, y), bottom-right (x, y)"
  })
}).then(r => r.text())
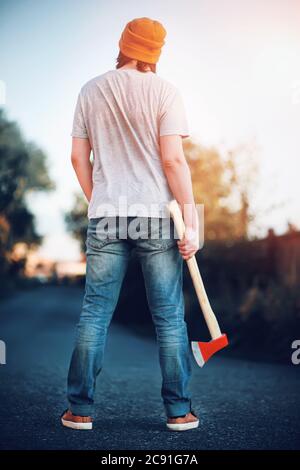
top-left (67, 216), bottom-right (193, 418)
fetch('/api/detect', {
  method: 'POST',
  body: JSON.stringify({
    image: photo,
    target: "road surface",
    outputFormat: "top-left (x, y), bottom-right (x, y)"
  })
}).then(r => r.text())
top-left (0, 285), bottom-right (299, 450)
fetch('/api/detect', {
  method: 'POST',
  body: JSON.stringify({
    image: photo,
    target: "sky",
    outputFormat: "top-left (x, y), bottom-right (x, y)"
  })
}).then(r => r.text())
top-left (1, 0), bottom-right (300, 260)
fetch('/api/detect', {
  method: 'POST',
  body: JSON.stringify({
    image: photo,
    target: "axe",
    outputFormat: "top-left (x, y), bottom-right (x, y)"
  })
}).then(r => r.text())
top-left (168, 200), bottom-right (229, 367)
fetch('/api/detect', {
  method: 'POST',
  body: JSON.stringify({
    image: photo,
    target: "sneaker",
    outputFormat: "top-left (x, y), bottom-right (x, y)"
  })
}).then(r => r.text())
top-left (166, 411), bottom-right (199, 431)
top-left (61, 409), bottom-right (93, 430)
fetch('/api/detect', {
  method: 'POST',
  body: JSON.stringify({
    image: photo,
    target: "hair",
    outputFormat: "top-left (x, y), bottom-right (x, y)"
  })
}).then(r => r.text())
top-left (115, 50), bottom-right (157, 73)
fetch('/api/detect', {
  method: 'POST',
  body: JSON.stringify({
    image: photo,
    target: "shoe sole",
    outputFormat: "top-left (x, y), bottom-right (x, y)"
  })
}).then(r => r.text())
top-left (166, 420), bottom-right (199, 431)
top-left (61, 418), bottom-right (93, 430)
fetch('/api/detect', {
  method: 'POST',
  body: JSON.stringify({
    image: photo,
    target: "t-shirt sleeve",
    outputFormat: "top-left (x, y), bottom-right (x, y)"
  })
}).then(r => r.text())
top-left (70, 90), bottom-right (89, 139)
top-left (159, 86), bottom-right (190, 139)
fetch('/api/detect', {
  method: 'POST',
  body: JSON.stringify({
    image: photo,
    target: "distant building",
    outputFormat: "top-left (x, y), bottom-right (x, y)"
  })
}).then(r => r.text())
top-left (25, 251), bottom-right (86, 282)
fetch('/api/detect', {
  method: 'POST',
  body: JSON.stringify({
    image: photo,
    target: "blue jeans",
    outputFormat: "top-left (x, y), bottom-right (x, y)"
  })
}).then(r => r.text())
top-left (67, 216), bottom-right (193, 418)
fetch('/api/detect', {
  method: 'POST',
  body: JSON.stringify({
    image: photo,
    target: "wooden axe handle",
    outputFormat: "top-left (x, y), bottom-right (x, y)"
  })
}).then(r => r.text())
top-left (168, 200), bottom-right (222, 340)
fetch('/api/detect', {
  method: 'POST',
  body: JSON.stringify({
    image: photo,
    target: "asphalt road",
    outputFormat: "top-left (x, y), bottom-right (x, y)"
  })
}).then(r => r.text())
top-left (0, 285), bottom-right (299, 450)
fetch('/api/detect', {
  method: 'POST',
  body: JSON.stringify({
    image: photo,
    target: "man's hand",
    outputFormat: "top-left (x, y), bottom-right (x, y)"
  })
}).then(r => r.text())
top-left (177, 226), bottom-right (199, 260)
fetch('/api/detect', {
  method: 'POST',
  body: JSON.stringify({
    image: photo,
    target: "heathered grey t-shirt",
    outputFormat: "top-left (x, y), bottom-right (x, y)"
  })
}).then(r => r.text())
top-left (71, 68), bottom-right (190, 218)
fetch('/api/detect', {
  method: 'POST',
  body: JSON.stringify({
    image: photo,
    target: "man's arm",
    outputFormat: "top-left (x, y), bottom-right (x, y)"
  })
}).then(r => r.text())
top-left (160, 134), bottom-right (199, 260)
top-left (71, 137), bottom-right (93, 202)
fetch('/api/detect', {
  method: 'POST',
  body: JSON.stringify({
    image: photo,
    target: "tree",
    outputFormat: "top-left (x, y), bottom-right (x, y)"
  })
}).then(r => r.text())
top-left (0, 108), bottom-right (54, 282)
top-left (183, 139), bottom-right (257, 241)
top-left (64, 193), bottom-right (88, 254)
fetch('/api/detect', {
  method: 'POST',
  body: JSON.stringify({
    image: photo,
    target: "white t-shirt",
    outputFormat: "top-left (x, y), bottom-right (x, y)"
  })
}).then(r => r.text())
top-left (71, 68), bottom-right (190, 218)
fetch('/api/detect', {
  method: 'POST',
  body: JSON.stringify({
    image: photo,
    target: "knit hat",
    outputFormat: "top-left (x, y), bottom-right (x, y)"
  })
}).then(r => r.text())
top-left (119, 17), bottom-right (166, 64)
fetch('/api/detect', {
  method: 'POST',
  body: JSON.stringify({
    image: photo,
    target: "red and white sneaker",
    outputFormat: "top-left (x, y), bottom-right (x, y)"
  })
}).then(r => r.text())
top-left (61, 409), bottom-right (93, 430)
top-left (166, 411), bottom-right (199, 431)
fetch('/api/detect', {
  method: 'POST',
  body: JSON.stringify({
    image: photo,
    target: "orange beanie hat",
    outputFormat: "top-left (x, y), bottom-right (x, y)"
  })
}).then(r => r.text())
top-left (119, 17), bottom-right (167, 64)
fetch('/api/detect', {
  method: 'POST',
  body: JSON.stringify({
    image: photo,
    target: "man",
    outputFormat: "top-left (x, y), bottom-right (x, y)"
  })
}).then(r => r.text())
top-left (61, 17), bottom-right (200, 432)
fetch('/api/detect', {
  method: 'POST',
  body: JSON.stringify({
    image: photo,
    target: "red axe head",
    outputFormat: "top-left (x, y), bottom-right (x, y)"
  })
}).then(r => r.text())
top-left (191, 334), bottom-right (229, 367)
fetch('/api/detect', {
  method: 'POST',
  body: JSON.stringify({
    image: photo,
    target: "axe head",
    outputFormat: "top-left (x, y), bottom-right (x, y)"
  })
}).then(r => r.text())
top-left (191, 334), bottom-right (229, 367)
